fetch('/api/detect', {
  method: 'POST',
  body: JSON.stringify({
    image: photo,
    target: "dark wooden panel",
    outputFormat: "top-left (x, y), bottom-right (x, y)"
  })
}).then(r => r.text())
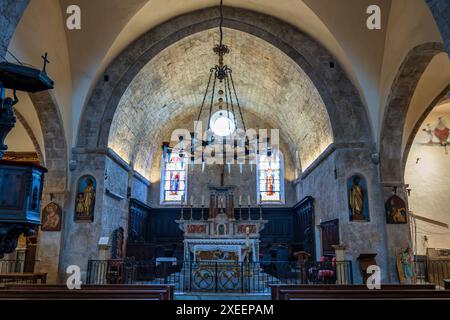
top-left (320, 219), bottom-right (339, 256)
top-left (293, 197), bottom-right (315, 260)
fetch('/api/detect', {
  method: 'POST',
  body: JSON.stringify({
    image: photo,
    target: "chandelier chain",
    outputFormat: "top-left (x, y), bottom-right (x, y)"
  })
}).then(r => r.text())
top-left (197, 68), bottom-right (214, 122)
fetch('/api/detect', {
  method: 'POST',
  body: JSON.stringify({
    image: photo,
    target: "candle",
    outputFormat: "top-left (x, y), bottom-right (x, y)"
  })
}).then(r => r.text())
top-left (239, 194), bottom-right (242, 206)
top-left (201, 195), bottom-right (205, 206)
top-left (190, 195), bottom-right (193, 206)
top-left (246, 226), bottom-right (250, 235)
top-left (181, 195), bottom-right (185, 204)
top-left (247, 195), bottom-right (251, 206)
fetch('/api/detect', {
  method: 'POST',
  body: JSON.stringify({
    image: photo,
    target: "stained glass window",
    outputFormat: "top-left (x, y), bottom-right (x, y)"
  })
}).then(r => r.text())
top-left (161, 151), bottom-right (187, 203)
top-left (257, 151), bottom-right (283, 203)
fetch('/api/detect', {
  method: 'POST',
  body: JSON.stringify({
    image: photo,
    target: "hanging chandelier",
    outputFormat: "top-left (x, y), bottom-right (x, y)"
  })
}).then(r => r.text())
top-left (163, 0), bottom-right (273, 169)
top-left (196, 0), bottom-right (247, 142)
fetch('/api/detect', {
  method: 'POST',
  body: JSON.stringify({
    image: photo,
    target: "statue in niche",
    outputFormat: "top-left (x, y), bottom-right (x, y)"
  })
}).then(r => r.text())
top-left (74, 175), bottom-right (96, 221)
top-left (348, 175), bottom-right (369, 222)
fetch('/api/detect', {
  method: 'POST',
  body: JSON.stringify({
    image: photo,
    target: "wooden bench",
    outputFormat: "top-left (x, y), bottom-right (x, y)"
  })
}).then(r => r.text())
top-left (270, 284), bottom-right (437, 300)
top-left (2, 284), bottom-right (174, 300)
top-left (0, 284), bottom-right (174, 300)
top-left (284, 289), bottom-right (450, 300)
top-left (0, 273), bottom-right (47, 284)
top-left (0, 289), bottom-right (166, 300)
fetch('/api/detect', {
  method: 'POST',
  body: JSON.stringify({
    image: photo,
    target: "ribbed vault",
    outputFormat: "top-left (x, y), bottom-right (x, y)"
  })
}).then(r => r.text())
top-left (108, 28), bottom-right (333, 178)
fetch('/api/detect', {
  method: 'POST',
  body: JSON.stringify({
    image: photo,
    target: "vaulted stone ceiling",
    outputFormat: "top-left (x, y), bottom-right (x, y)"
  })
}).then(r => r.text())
top-left (108, 28), bottom-right (334, 178)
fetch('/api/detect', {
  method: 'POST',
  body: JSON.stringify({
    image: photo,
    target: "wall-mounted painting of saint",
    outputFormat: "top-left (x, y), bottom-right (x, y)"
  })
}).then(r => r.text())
top-left (385, 195), bottom-right (408, 224)
top-left (347, 175), bottom-right (370, 222)
top-left (74, 175), bottom-right (96, 222)
top-left (41, 202), bottom-right (62, 231)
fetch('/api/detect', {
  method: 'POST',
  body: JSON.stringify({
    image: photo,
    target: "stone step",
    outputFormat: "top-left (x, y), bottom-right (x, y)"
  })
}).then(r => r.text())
top-left (175, 292), bottom-right (271, 300)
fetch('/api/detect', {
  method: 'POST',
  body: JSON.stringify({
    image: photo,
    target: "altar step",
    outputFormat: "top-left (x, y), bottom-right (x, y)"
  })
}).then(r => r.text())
top-left (175, 292), bottom-right (271, 300)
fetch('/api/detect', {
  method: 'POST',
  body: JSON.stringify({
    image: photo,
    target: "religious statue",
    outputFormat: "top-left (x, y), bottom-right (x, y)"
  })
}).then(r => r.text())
top-left (0, 89), bottom-right (18, 157)
top-left (83, 179), bottom-right (96, 214)
top-left (348, 175), bottom-right (367, 221)
top-left (74, 175), bottom-right (96, 221)
top-left (41, 202), bottom-right (62, 231)
top-left (75, 193), bottom-right (85, 215)
top-left (397, 247), bottom-right (414, 284)
top-left (385, 195), bottom-right (407, 224)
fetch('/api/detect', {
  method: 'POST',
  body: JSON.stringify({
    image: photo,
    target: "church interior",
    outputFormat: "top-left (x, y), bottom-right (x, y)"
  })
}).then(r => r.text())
top-left (0, 0), bottom-right (450, 301)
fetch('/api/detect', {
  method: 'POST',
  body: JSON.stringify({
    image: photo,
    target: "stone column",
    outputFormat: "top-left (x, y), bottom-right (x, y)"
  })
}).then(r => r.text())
top-left (332, 244), bottom-right (348, 284)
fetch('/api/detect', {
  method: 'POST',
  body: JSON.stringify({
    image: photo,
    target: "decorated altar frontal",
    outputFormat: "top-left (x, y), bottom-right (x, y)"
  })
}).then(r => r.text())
top-left (176, 216), bottom-right (268, 291)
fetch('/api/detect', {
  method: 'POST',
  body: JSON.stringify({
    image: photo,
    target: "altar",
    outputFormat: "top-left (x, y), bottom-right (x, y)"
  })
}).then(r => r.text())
top-left (175, 187), bottom-right (268, 291)
top-left (176, 187), bottom-right (267, 264)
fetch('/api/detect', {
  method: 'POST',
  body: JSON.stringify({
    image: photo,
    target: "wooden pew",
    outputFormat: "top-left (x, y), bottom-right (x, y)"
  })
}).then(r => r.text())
top-left (270, 284), bottom-right (437, 300)
top-left (0, 273), bottom-right (47, 284)
top-left (2, 284), bottom-right (175, 300)
top-left (0, 289), bottom-right (167, 300)
top-left (284, 289), bottom-right (450, 300)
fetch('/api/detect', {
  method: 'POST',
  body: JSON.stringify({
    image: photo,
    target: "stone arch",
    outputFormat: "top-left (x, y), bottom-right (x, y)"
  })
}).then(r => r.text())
top-left (29, 91), bottom-right (67, 193)
top-left (76, 6), bottom-right (372, 154)
top-left (14, 109), bottom-right (44, 164)
top-left (380, 42), bottom-right (445, 184)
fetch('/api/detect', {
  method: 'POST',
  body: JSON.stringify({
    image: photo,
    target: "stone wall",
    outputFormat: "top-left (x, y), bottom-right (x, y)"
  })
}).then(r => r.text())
top-left (299, 144), bottom-right (390, 283)
top-left (405, 104), bottom-right (450, 254)
top-left (130, 173), bottom-right (150, 204)
top-left (59, 149), bottom-right (150, 281)
top-left (60, 150), bottom-right (107, 281)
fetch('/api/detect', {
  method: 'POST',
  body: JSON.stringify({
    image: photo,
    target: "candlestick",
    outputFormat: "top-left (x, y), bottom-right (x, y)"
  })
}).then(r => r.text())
top-left (201, 205), bottom-right (205, 221)
top-left (190, 204), bottom-right (193, 221)
top-left (180, 199), bottom-right (184, 221)
top-left (239, 194), bottom-right (242, 206)
top-left (248, 203), bottom-right (251, 221)
top-left (239, 204), bottom-right (242, 220)
top-left (259, 203), bottom-right (263, 221)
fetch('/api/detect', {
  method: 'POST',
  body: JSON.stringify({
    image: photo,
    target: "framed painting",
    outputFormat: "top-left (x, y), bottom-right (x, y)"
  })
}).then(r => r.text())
top-left (385, 195), bottom-right (408, 224)
top-left (41, 202), bottom-right (62, 231)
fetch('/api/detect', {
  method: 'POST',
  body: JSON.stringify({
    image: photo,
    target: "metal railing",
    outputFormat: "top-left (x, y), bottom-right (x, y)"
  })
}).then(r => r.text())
top-left (86, 259), bottom-right (353, 293)
top-left (0, 259), bottom-right (26, 273)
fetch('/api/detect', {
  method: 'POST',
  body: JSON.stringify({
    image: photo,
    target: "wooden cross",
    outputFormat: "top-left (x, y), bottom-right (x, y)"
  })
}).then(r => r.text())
top-left (41, 52), bottom-right (50, 73)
